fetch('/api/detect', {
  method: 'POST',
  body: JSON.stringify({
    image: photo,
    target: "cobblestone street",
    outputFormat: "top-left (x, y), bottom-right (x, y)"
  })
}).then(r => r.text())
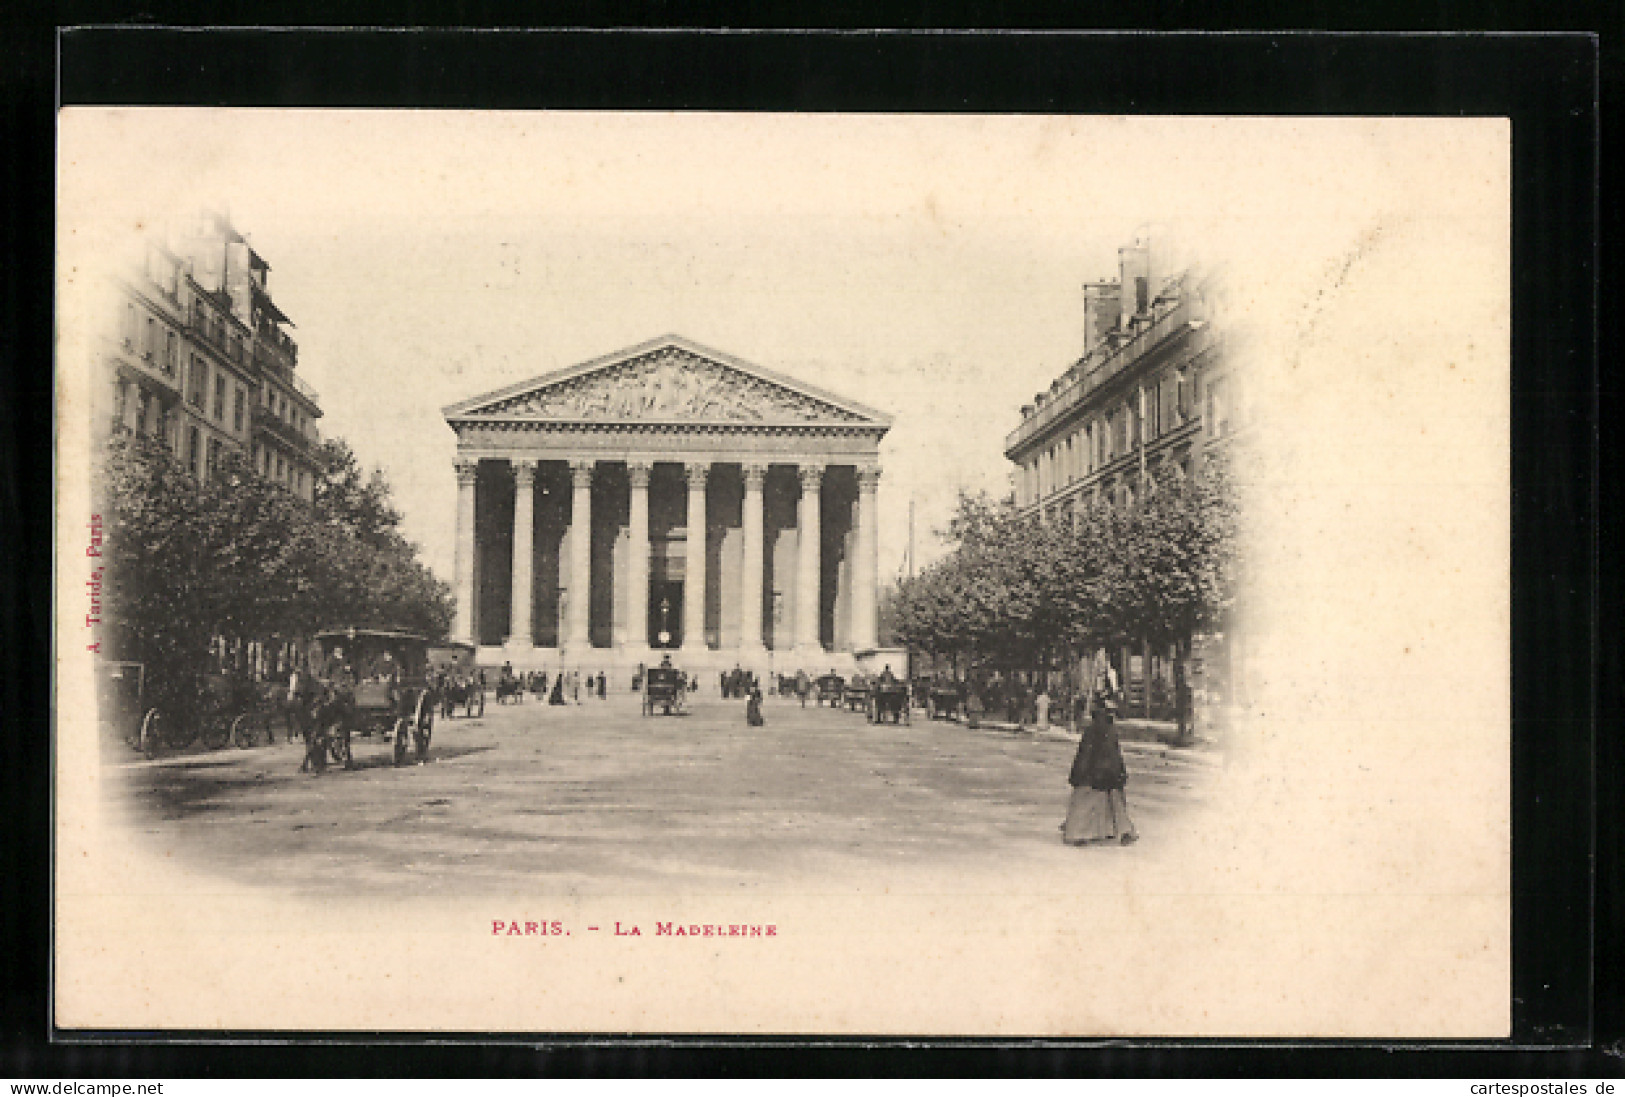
top-left (104, 692), bottom-right (1219, 897)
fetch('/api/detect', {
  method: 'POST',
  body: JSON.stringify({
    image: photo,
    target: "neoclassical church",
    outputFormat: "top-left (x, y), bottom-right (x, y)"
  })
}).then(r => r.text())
top-left (442, 335), bottom-right (891, 676)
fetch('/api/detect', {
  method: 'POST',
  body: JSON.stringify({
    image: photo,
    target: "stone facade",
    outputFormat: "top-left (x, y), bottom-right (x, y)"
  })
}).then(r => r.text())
top-left (443, 336), bottom-right (890, 678)
top-left (1004, 228), bottom-right (1232, 518)
top-left (96, 210), bottom-right (324, 500)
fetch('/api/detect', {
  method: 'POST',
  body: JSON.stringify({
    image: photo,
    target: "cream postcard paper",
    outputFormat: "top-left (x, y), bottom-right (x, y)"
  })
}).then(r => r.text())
top-left (55, 111), bottom-right (1509, 1035)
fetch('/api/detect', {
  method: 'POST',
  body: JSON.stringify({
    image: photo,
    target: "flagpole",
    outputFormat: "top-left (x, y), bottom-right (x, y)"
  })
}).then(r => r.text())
top-left (907, 496), bottom-right (915, 580)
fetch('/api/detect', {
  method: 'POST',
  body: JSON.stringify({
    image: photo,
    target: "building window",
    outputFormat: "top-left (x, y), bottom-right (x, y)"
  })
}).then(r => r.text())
top-left (275, 453), bottom-right (284, 479)
top-left (143, 317), bottom-right (156, 360)
top-left (1135, 276), bottom-right (1149, 315)
top-left (164, 330), bottom-right (177, 375)
top-left (187, 427), bottom-right (201, 475)
top-left (123, 303), bottom-right (137, 348)
top-left (213, 375), bottom-right (227, 421)
top-left (188, 357), bottom-right (205, 407)
top-left (233, 388), bottom-right (245, 432)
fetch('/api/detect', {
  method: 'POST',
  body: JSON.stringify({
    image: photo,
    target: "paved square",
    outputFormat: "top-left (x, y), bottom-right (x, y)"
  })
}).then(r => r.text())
top-left (105, 693), bottom-right (1216, 896)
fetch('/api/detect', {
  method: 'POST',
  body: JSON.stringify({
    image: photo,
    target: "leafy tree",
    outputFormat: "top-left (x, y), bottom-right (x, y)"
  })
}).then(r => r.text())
top-left (99, 431), bottom-right (454, 700)
top-left (889, 457), bottom-right (1238, 700)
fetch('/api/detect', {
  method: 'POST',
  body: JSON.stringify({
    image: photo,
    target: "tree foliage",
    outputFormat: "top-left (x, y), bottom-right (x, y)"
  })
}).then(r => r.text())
top-left (100, 432), bottom-right (454, 687)
top-left (891, 457), bottom-right (1237, 669)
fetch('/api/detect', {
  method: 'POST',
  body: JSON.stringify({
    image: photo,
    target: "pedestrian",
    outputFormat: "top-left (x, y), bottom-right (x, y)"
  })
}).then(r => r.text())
top-left (745, 684), bottom-right (764, 727)
top-left (796, 668), bottom-right (810, 708)
top-left (1062, 692), bottom-right (1138, 846)
top-left (597, 672), bottom-right (607, 700)
top-left (286, 662), bottom-right (311, 744)
top-left (965, 680), bottom-right (983, 729)
top-left (571, 670), bottom-right (581, 704)
top-left (1035, 687), bottom-right (1051, 730)
top-left (549, 674), bottom-right (566, 705)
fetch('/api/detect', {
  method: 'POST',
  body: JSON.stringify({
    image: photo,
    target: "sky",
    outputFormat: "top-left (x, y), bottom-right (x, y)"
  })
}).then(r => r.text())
top-left (59, 110), bottom-right (1505, 588)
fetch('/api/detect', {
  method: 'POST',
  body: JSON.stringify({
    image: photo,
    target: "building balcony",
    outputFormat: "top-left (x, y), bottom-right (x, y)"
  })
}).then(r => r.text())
top-left (110, 338), bottom-right (184, 400)
top-left (255, 322), bottom-right (299, 366)
top-left (252, 403), bottom-right (318, 452)
top-left (256, 353), bottom-right (321, 407)
top-left (1004, 295), bottom-right (1199, 459)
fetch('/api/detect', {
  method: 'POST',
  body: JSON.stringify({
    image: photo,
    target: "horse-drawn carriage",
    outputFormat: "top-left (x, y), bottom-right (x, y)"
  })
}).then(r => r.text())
top-left (814, 673), bottom-right (845, 707)
top-left (642, 662), bottom-right (687, 716)
top-left (305, 628), bottom-right (437, 771)
top-left (429, 642), bottom-right (484, 718)
top-left (926, 679), bottom-right (965, 721)
top-left (97, 659), bottom-right (156, 756)
top-left (843, 673), bottom-right (872, 714)
top-left (494, 669), bottom-right (525, 704)
top-left (99, 658), bottom-right (283, 756)
top-left (868, 676), bottom-right (911, 724)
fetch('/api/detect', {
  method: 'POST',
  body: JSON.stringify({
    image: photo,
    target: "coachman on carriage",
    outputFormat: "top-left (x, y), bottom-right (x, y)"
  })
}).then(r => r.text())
top-left (303, 628), bottom-right (438, 772)
top-left (868, 668), bottom-right (910, 725)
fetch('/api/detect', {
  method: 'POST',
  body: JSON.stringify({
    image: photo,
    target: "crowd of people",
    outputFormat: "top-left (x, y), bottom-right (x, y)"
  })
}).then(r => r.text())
top-left (355, 654), bottom-right (1151, 850)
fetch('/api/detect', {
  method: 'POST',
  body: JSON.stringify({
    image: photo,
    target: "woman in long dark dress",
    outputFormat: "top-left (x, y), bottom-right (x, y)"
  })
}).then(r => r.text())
top-left (745, 685), bottom-right (764, 727)
top-left (548, 674), bottom-right (566, 705)
top-left (1063, 693), bottom-right (1138, 845)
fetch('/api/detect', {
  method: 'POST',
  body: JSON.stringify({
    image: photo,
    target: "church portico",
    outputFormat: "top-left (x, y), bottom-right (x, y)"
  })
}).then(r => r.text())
top-left (444, 336), bottom-right (890, 680)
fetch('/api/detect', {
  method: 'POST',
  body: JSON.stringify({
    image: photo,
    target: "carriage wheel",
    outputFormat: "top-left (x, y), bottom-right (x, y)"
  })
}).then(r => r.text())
top-left (231, 712), bottom-right (262, 748)
top-left (139, 708), bottom-right (163, 758)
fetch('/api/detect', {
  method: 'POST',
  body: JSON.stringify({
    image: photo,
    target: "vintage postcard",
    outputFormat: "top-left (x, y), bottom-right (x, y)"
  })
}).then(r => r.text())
top-left (54, 110), bottom-right (1510, 1035)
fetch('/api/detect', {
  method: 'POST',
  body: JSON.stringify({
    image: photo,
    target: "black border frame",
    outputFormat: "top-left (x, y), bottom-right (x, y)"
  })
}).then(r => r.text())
top-left (2, 23), bottom-right (1608, 1076)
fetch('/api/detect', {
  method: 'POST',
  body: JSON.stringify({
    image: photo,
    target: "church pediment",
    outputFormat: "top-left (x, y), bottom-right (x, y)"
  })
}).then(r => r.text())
top-left (444, 336), bottom-right (890, 429)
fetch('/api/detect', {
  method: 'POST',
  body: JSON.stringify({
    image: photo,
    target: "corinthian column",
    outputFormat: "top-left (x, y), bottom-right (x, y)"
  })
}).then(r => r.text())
top-left (567, 459), bottom-right (594, 653)
top-left (452, 459), bottom-right (478, 645)
top-left (852, 465), bottom-right (881, 652)
top-left (507, 460), bottom-right (536, 649)
top-left (682, 462), bottom-right (709, 653)
top-left (796, 463), bottom-right (824, 655)
top-left (625, 461), bottom-right (652, 655)
top-left (740, 463), bottom-right (767, 653)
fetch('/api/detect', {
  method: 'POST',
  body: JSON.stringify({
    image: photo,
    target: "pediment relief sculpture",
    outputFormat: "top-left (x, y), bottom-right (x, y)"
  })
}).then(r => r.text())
top-left (473, 348), bottom-right (868, 424)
